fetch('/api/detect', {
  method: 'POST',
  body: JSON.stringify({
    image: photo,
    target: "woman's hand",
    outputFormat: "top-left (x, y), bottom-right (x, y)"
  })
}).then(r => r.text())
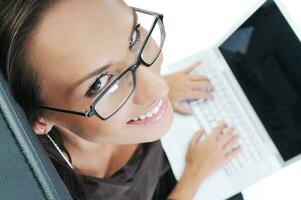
top-left (185, 123), bottom-right (240, 180)
top-left (168, 123), bottom-right (240, 200)
top-left (164, 60), bottom-right (214, 115)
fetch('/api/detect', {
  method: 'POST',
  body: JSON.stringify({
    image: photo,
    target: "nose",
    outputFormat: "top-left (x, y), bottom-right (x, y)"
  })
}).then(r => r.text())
top-left (132, 65), bottom-right (169, 105)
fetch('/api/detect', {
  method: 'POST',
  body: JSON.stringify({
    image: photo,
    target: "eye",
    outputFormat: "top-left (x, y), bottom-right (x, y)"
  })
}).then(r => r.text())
top-left (85, 72), bottom-right (114, 97)
top-left (129, 24), bottom-right (142, 49)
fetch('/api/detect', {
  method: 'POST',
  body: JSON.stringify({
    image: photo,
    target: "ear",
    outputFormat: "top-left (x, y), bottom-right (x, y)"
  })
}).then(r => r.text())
top-left (32, 117), bottom-right (54, 135)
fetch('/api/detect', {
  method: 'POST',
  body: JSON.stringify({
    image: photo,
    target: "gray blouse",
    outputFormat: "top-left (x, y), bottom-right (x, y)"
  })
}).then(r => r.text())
top-left (81, 140), bottom-right (177, 200)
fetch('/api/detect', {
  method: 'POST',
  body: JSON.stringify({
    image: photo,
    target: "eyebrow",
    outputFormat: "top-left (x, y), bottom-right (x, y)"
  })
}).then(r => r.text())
top-left (67, 64), bottom-right (111, 94)
top-left (67, 8), bottom-right (137, 94)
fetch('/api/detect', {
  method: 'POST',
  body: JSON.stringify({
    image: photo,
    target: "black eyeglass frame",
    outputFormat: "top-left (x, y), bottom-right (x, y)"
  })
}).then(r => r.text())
top-left (38, 7), bottom-right (166, 121)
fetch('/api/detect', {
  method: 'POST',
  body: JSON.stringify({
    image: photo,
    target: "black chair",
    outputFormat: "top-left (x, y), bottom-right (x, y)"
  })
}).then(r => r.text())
top-left (0, 71), bottom-right (72, 200)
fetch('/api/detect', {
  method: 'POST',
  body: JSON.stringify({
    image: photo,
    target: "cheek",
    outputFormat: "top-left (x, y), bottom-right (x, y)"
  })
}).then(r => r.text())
top-left (152, 52), bottom-right (163, 75)
top-left (81, 118), bottom-right (125, 141)
top-left (51, 113), bottom-right (117, 142)
top-left (123, 98), bottom-right (174, 144)
top-left (78, 110), bottom-right (131, 142)
top-left (157, 52), bottom-right (164, 69)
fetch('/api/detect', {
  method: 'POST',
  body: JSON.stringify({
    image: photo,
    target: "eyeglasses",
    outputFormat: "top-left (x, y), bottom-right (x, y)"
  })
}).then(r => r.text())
top-left (38, 7), bottom-right (166, 121)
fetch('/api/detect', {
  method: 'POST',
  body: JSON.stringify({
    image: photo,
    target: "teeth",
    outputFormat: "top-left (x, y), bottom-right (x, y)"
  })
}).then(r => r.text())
top-left (158, 100), bottom-right (162, 107)
top-left (131, 99), bottom-right (163, 121)
top-left (151, 101), bottom-right (161, 115)
top-left (138, 115), bottom-right (146, 120)
top-left (146, 112), bottom-right (153, 118)
top-left (152, 106), bottom-right (160, 115)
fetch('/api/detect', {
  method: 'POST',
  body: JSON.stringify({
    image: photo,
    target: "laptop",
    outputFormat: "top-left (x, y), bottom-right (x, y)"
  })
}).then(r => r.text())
top-left (161, 0), bottom-right (301, 199)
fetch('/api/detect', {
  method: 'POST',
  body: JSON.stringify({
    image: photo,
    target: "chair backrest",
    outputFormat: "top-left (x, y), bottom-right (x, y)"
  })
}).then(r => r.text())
top-left (0, 71), bottom-right (72, 200)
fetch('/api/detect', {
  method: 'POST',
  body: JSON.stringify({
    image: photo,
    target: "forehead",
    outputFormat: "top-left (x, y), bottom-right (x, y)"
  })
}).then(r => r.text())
top-left (28, 0), bottom-right (132, 93)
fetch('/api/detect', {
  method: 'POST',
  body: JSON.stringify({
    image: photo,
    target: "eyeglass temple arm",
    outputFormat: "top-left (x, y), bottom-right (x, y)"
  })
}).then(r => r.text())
top-left (131, 6), bottom-right (162, 16)
top-left (38, 106), bottom-right (90, 117)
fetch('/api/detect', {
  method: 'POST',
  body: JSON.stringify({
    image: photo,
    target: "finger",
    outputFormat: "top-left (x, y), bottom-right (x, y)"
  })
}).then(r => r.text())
top-left (211, 122), bottom-right (228, 139)
top-left (190, 129), bottom-right (205, 144)
top-left (223, 134), bottom-right (240, 152)
top-left (190, 81), bottom-right (215, 92)
top-left (187, 90), bottom-right (214, 100)
top-left (225, 146), bottom-right (241, 161)
top-left (173, 102), bottom-right (193, 115)
top-left (217, 127), bottom-right (235, 144)
top-left (188, 75), bottom-right (209, 82)
top-left (182, 60), bottom-right (202, 74)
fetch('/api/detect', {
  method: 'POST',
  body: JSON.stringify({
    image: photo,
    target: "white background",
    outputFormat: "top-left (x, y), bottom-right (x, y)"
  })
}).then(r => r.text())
top-left (126, 0), bottom-right (301, 199)
top-left (126, 0), bottom-right (301, 67)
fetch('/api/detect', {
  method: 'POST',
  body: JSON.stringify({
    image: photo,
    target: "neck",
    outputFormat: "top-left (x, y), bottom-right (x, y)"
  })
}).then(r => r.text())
top-left (58, 127), bottom-right (139, 178)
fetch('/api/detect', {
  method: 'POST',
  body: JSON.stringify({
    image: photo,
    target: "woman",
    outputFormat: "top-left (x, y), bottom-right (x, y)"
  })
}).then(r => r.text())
top-left (0, 0), bottom-right (240, 199)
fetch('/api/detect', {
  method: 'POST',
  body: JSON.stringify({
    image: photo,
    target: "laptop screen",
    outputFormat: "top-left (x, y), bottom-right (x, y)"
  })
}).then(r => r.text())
top-left (219, 0), bottom-right (301, 161)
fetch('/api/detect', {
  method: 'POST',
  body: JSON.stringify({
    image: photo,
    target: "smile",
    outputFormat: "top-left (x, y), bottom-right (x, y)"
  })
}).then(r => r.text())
top-left (127, 97), bottom-right (168, 125)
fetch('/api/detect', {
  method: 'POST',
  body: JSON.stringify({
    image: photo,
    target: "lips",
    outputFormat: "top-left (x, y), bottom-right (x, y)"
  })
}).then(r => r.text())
top-left (127, 97), bottom-right (168, 125)
top-left (132, 99), bottom-right (162, 121)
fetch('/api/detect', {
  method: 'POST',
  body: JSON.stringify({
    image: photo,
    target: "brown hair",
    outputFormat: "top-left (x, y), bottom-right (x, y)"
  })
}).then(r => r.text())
top-left (0, 1), bottom-right (87, 199)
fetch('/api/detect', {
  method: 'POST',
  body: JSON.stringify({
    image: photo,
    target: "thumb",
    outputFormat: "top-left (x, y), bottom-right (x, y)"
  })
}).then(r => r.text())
top-left (173, 102), bottom-right (193, 115)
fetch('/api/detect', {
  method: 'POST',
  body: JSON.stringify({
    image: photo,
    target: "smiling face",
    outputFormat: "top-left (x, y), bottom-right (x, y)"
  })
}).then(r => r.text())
top-left (27, 0), bottom-right (174, 144)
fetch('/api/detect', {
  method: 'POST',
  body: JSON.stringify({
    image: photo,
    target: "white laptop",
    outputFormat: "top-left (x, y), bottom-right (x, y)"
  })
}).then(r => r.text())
top-left (161, 0), bottom-right (301, 199)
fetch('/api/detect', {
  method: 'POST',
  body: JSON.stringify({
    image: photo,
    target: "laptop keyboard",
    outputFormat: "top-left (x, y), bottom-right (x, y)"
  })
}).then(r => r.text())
top-left (189, 58), bottom-right (271, 176)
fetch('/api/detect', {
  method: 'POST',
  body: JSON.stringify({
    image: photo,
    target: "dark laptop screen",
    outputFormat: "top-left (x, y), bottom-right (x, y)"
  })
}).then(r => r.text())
top-left (219, 0), bottom-right (301, 161)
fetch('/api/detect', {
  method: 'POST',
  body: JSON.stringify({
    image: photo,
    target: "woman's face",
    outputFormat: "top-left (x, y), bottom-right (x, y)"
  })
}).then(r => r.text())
top-left (28, 0), bottom-right (174, 144)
